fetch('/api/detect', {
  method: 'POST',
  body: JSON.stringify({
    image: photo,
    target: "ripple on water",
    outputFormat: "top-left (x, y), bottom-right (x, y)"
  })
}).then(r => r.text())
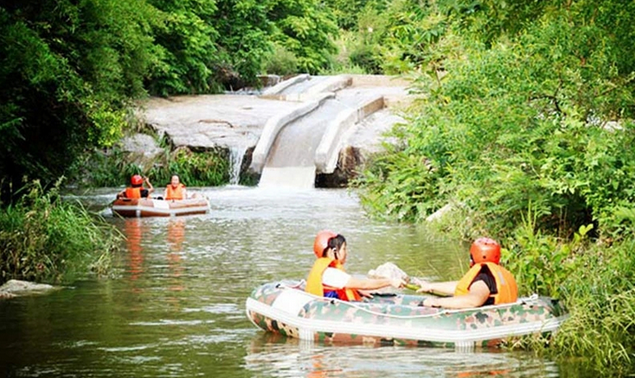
top-left (1, 187), bottom-right (565, 378)
top-left (183, 303), bottom-right (239, 314)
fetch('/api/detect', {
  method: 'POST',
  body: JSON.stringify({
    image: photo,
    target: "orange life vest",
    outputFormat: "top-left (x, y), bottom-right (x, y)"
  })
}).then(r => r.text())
top-left (305, 258), bottom-right (361, 301)
top-left (454, 262), bottom-right (518, 304)
top-left (125, 187), bottom-right (142, 199)
top-left (166, 183), bottom-right (186, 200)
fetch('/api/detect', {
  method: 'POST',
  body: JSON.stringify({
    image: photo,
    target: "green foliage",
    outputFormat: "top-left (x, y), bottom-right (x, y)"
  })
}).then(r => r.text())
top-left (507, 234), bottom-right (635, 375)
top-left (212, 0), bottom-right (274, 85)
top-left (358, 7), bottom-right (635, 241)
top-left (262, 43), bottom-right (299, 76)
top-left (268, 0), bottom-right (339, 74)
top-left (0, 179), bottom-right (121, 284)
top-left (348, 44), bottom-right (382, 74)
top-left (355, 2), bottom-right (635, 372)
top-left (324, 0), bottom-right (366, 29)
top-left (505, 205), bottom-right (593, 298)
top-left (158, 147), bottom-right (229, 186)
top-left (355, 147), bottom-right (446, 222)
top-left (544, 236), bottom-right (635, 374)
top-left (329, 0), bottom-right (449, 75)
top-left (72, 143), bottom-right (229, 188)
top-left (321, 30), bottom-right (370, 74)
top-left (0, 0), bottom-right (160, 200)
top-left (145, 0), bottom-right (225, 95)
top-left (378, 0), bottom-right (446, 74)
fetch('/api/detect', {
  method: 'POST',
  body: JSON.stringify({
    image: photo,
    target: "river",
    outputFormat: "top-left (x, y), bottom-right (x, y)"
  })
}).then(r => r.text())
top-left (0, 186), bottom-right (572, 377)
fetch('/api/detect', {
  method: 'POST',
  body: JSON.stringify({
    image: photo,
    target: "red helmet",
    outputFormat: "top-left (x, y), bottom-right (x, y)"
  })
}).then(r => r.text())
top-left (131, 175), bottom-right (143, 186)
top-left (313, 230), bottom-right (337, 258)
top-left (469, 237), bottom-right (501, 265)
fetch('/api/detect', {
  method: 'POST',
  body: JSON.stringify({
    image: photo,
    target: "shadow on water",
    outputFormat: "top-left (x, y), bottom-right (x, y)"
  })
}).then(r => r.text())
top-left (0, 186), bottom-right (584, 377)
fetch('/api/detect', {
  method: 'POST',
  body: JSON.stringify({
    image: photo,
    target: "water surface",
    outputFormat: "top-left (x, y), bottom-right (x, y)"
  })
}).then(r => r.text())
top-left (0, 186), bottom-right (565, 377)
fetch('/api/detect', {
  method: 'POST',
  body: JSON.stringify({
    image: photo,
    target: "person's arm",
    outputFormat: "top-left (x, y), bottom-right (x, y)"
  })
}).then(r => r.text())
top-left (421, 280), bottom-right (490, 309)
top-left (323, 268), bottom-right (404, 291)
top-left (116, 189), bottom-right (125, 199)
top-left (345, 276), bottom-right (404, 290)
top-left (145, 177), bottom-right (154, 194)
top-left (415, 279), bottom-right (459, 296)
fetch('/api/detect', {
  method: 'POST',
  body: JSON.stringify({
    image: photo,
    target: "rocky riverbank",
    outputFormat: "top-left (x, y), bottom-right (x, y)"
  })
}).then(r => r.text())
top-left (120, 74), bottom-right (413, 187)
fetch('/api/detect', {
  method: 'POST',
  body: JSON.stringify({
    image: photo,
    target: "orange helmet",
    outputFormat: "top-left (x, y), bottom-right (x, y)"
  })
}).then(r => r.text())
top-left (469, 237), bottom-right (501, 265)
top-left (313, 230), bottom-right (337, 258)
top-left (131, 175), bottom-right (143, 186)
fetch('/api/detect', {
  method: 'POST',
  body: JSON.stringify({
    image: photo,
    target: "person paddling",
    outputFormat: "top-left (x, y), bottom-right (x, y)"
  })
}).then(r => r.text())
top-left (305, 230), bottom-right (405, 301)
top-left (415, 237), bottom-right (518, 309)
top-left (117, 175), bottom-right (154, 199)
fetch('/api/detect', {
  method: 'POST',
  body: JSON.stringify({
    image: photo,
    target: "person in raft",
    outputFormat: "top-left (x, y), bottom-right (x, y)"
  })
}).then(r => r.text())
top-left (305, 230), bottom-right (405, 301)
top-left (117, 174), bottom-right (154, 199)
top-left (415, 237), bottom-right (518, 309)
top-left (164, 175), bottom-right (188, 200)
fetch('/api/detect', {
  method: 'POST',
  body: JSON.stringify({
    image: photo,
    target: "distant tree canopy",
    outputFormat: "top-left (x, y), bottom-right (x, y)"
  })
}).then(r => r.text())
top-left (0, 0), bottom-right (338, 201)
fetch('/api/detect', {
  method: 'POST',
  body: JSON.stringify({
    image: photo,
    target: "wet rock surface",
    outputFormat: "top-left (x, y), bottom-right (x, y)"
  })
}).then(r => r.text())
top-left (131, 75), bottom-right (413, 186)
top-left (0, 280), bottom-right (58, 299)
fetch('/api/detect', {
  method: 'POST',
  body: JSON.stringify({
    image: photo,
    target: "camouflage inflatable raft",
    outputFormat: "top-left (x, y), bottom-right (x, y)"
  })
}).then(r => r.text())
top-left (246, 280), bottom-right (568, 348)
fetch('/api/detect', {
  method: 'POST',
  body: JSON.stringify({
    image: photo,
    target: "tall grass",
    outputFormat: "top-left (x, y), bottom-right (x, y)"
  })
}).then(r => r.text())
top-left (548, 238), bottom-right (635, 374)
top-left (0, 179), bottom-right (122, 284)
top-left (504, 213), bottom-right (635, 375)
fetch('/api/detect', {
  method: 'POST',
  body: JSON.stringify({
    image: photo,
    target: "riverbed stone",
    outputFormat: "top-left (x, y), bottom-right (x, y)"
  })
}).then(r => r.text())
top-left (0, 279), bottom-right (58, 299)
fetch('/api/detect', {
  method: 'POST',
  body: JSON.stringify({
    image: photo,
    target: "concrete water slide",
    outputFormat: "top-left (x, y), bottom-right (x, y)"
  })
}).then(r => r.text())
top-left (251, 74), bottom-right (410, 188)
top-left (138, 74), bottom-right (410, 188)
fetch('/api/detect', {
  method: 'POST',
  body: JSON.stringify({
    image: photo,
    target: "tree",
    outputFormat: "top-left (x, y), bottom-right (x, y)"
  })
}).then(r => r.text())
top-left (0, 0), bottom-right (160, 201)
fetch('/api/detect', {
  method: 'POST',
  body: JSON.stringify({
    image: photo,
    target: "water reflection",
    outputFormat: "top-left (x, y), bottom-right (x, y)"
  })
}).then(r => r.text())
top-left (245, 333), bottom-right (560, 378)
top-left (167, 219), bottom-right (185, 293)
top-left (124, 218), bottom-right (145, 282)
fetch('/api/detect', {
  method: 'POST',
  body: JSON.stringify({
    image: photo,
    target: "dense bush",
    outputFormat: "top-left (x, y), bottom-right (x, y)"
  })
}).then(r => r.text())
top-left (358, 9), bottom-right (635, 241)
top-left (267, 0), bottom-right (339, 74)
top-left (72, 144), bottom-right (230, 188)
top-left (262, 44), bottom-right (299, 76)
top-left (355, 1), bottom-right (635, 373)
top-left (0, 180), bottom-right (121, 284)
top-left (144, 0), bottom-right (225, 96)
top-left (0, 1), bottom-right (160, 202)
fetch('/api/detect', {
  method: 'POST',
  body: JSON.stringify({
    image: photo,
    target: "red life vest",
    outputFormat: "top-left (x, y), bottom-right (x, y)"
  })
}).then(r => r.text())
top-left (454, 262), bottom-right (518, 304)
top-left (125, 187), bottom-right (142, 199)
top-left (305, 258), bottom-right (361, 301)
top-left (166, 183), bottom-right (185, 200)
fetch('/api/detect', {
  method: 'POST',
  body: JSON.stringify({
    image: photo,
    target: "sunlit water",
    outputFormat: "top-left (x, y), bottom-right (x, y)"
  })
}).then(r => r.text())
top-left (0, 186), bottom-right (574, 377)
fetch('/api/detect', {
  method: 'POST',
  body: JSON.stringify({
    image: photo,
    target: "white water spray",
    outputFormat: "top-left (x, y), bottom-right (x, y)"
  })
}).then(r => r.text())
top-left (228, 146), bottom-right (246, 185)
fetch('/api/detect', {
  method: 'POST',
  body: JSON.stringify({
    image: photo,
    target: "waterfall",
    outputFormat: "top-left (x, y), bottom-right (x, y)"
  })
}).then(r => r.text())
top-left (228, 146), bottom-right (246, 185)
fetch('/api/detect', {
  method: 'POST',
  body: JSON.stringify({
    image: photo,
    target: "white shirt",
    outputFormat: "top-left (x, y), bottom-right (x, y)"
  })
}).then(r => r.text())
top-left (322, 267), bottom-right (351, 289)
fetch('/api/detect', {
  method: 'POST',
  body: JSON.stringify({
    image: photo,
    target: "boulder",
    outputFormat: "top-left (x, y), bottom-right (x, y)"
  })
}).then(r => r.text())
top-left (0, 279), bottom-right (58, 299)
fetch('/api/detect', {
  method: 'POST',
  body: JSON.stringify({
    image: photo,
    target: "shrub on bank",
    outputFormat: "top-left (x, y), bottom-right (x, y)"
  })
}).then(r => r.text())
top-left (505, 226), bottom-right (635, 375)
top-left (0, 180), bottom-right (122, 285)
top-left (71, 141), bottom-right (231, 188)
top-left (356, 4), bottom-right (635, 375)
